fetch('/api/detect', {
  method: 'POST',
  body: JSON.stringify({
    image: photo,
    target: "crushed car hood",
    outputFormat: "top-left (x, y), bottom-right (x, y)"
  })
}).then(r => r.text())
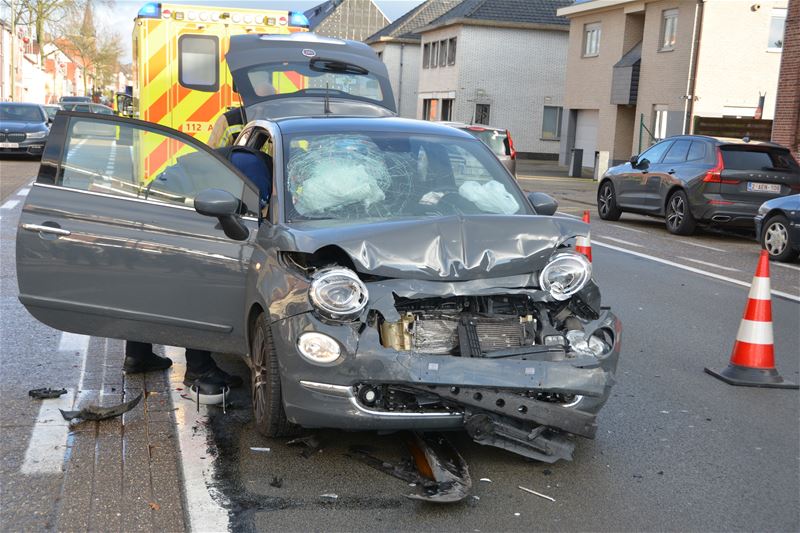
top-left (270, 215), bottom-right (588, 281)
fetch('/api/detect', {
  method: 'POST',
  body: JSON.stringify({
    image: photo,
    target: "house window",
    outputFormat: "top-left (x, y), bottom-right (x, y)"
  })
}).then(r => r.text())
top-left (439, 40), bottom-right (448, 66)
top-left (423, 43), bottom-right (430, 68)
top-left (768, 8), bottom-right (787, 50)
top-left (653, 105), bottom-right (669, 140)
top-left (583, 23), bottom-right (601, 57)
top-left (541, 105), bottom-right (563, 140)
top-left (431, 42), bottom-right (439, 68)
top-left (441, 98), bottom-right (454, 121)
top-left (423, 98), bottom-right (438, 121)
top-left (475, 104), bottom-right (490, 125)
top-left (660, 9), bottom-right (678, 50)
top-left (447, 37), bottom-right (457, 65)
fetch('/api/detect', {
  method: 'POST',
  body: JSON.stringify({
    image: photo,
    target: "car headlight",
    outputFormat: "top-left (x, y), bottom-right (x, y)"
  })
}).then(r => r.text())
top-left (27, 131), bottom-right (48, 139)
top-left (539, 252), bottom-right (592, 301)
top-left (309, 268), bottom-right (368, 320)
top-left (297, 332), bottom-right (341, 363)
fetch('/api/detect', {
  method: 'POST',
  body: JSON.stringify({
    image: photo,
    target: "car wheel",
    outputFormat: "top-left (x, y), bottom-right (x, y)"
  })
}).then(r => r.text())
top-left (665, 190), bottom-right (696, 235)
top-left (762, 214), bottom-right (798, 262)
top-left (250, 313), bottom-right (296, 437)
top-left (597, 181), bottom-right (622, 221)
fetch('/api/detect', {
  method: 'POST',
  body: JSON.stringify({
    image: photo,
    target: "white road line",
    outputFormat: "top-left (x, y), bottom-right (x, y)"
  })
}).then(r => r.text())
top-left (16, 187), bottom-right (30, 196)
top-left (594, 240), bottom-right (800, 302)
top-left (609, 224), bottom-right (646, 234)
top-left (772, 261), bottom-right (800, 272)
top-left (20, 389), bottom-right (76, 474)
top-left (677, 256), bottom-right (741, 272)
top-left (679, 240), bottom-right (727, 253)
top-left (557, 212), bottom-right (582, 219)
top-left (1, 199), bottom-right (20, 210)
top-left (165, 346), bottom-right (230, 532)
top-left (58, 333), bottom-right (90, 391)
top-left (600, 236), bottom-right (644, 248)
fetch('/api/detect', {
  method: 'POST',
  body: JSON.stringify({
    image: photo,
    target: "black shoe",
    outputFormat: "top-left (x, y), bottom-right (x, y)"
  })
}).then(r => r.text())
top-left (123, 353), bottom-right (173, 373)
top-left (183, 366), bottom-right (243, 388)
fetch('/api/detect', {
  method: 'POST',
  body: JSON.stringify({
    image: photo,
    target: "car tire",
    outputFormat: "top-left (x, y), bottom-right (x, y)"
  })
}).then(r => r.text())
top-left (597, 181), bottom-right (622, 221)
top-left (250, 313), bottom-right (297, 437)
top-left (762, 214), bottom-right (798, 262)
top-left (665, 190), bottom-right (696, 235)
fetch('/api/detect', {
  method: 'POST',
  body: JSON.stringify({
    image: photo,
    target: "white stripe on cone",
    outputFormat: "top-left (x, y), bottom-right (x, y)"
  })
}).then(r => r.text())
top-left (735, 318), bottom-right (774, 345)
top-left (747, 276), bottom-right (771, 301)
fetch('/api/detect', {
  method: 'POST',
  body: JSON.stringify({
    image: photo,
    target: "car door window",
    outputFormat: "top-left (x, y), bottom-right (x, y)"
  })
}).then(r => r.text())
top-left (59, 116), bottom-right (256, 214)
top-left (687, 141), bottom-right (706, 161)
top-left (662, 140), bottom-right (691, 164)
top-left (638, 140), bottom-right (673, 166)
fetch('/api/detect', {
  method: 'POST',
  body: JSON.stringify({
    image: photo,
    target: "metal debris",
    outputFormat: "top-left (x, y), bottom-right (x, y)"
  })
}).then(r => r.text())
top-left (479, 478), bottom-right (492, 483)
top-left (250, 447), bottom-right (271, 453)
top-left (287, 435), bottom-right (322, 458)
top-left (28, 388), bottom-right (67, 399)
top-left (59, 393), bottom-right (142, 423)
top-left (320, 493), bottom-right (338, 502)
top-left (518, 485), bottom-right (555, 502)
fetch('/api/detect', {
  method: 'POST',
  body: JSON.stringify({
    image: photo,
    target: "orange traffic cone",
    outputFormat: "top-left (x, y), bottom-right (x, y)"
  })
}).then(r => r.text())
top-left (705, 250), bottom-right (797, 389)
top-left (575, 210), bottom-right (592, 261)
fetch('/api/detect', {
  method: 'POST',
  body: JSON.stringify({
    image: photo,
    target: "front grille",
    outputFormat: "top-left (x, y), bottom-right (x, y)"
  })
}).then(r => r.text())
top-left (412, 314), bottom-right (529, 355)
top-left (7, 133), bottom-right (26, 142)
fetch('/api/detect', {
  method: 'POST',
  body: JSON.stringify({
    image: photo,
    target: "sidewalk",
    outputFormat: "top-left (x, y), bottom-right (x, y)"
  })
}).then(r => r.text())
top-left (515, 159), bottom-right (599, 213)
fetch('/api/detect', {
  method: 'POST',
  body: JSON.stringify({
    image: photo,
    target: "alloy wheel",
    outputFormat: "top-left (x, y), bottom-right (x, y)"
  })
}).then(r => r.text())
top-left (251, 327), bottom-right (269, 423)
top-left (667, 195), bottom-right (685, 229)
top-left (764, 221), bottom-right (788, 256)
top-left (599, 185), bottom-right (613, 217)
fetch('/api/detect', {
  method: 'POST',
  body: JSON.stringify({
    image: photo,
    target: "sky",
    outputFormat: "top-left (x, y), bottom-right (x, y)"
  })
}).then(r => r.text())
top-left (100, 0), bottom-right (425, 62)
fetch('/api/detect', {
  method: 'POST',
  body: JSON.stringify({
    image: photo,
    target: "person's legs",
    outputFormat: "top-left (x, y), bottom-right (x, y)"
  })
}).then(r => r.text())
top-left (123, 341), bottom-right (172, 373)
top-left (183, 349), bottom-right (243, 387)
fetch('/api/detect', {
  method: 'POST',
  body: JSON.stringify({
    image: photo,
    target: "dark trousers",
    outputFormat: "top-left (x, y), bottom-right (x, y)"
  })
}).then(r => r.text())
top-left (125, 341), bottom-right (214, 372)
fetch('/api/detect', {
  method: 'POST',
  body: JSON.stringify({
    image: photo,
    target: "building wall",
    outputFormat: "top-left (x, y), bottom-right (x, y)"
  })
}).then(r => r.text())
top-left (313, 0), bottom-right (389, 41)
top-left (370, 41), bottom-right (420, 118)
top-left (418, 24), bottom-right (568, 156)
top-left (772, 0), bottom-right (799, 158)
top-left (693, 0), bottom-right (787, 121)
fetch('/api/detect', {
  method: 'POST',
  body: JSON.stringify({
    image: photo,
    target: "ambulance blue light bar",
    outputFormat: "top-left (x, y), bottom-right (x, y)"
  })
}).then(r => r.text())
top-left (289, 11), bottom-right (310, 28)
top-left (138, 3), bottom-right (161, 18)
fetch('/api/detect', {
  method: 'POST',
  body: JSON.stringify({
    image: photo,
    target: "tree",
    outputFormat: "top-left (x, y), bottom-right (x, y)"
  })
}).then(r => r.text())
top-left (1, 0), bottom-right (78, 64)
top-left (60, 1), bottom-right (122, 96)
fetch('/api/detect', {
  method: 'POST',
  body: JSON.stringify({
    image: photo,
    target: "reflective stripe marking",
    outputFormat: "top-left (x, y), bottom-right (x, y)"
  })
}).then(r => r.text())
top-left (748, 276), bottom-right (772, 301)
top-left (730, 341), bottom-right (775, 368)
top-left (735, 318), bottom-right (774, 345)
top-left (743, 297), bottom-right (772, 322)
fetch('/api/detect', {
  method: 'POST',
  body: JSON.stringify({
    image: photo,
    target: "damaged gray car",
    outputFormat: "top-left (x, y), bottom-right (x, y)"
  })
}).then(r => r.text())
top-left (15, 34), bottom-right (620, 464)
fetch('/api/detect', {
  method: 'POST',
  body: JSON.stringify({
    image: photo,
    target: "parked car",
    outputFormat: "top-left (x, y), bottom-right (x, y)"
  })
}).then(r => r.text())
top-left (43, 104), bottom-right (64, 122)
top-left (755, 194), bottom-right (800, 262)
top-left (441, 122), bottom-right (516, 176)
top-left (58, 96), bottom-right (92, 105)
top-left (60, 102), bottom-right (115, 115)
top-left (16, 34), bottom-right (620, 464)
top-left (0, 102), bottom-right (50, 157)
top-left (597, 135), bottom-right (800, 235)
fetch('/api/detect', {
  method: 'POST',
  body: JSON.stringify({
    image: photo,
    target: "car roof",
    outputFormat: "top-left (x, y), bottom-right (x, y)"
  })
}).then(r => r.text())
top-left (439, 121), bottom-right (507, 133)
top-left (0, 102), bottom-right (43, 107)
top-left (661, 134), bottom-right (784, 148)
top-left (272, 116), bottom-right (477, 139)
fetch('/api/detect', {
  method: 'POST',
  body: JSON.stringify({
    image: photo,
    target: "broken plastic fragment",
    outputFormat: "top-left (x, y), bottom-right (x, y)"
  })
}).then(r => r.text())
top-left (250, 447), bottom-right (271, 452)
top-left (320, 493), bottom-right (338, 502)
top-left (28, 388), bottom-right (67, 399)
top-left (479, 478), bottom-right (492, 483)
top-left (59, 393), bottom-right (142, 423)
top-left (518, 485), bottom-right (555, 502)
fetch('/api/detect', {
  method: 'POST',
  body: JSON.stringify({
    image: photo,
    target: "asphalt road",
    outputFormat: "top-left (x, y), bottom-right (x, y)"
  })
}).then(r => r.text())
top-left (1, 160), bottom-right (798, 531)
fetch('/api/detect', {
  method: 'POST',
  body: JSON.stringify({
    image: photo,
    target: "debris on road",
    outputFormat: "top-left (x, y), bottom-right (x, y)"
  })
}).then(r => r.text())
top-left (148, 502), bottom-right (161, 511)
top-left (59, 393), bottom-right (142, 423)
top-left (479, 478), bottom-right (492, 483)
top-left (269, 476), bottom-right (283, 488)
top-left (287, 435), bottom-right (322, 458)
top-left (28, 388), bottom-right (67, 399)
top-left (349, 432), bottom-right (472, 503)
top-left (320, 493), bottom-right (339, 502)
top-left (518, 485), bottom-right (555, 502)
top-left (249, 447), bottom-right (271, 453)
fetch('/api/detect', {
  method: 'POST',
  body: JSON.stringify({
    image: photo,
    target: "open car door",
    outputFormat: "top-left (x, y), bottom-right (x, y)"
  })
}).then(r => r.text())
top-left (16, 112), bottom-right (262, 354)
top-left (226, 33), bottom-right (396, 120)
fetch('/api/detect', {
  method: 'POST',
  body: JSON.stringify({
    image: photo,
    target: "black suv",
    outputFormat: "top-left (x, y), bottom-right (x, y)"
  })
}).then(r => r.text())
top-left (597, 135), bottom-right (800, 235)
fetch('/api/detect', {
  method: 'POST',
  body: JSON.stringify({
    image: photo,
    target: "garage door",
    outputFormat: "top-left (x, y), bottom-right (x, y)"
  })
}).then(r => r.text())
top-left (575, 110), bottom-right (599, 168)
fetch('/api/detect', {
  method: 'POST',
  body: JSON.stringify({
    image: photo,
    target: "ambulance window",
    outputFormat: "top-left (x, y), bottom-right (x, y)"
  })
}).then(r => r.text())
top-left (179, 35), bottom-right (219, 92)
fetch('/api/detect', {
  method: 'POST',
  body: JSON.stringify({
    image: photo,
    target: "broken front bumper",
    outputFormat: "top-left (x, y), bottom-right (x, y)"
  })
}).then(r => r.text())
top-left (274, 308), bottom-right (620, 436)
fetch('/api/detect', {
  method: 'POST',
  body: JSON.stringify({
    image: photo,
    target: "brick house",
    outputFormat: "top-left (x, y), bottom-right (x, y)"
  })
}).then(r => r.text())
top-left (304, 0), bottom-right (389, 41)
top-left (772, 0), bottom-right (799, 159)
top-left (557, 0), bottom-right (788, 168)
top-left (413, 0), bottom-right (572, 158)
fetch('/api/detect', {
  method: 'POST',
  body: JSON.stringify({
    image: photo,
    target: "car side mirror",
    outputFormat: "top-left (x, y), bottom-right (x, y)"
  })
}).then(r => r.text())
top-left (629, 155), bottom-right (638, 167)
top-left (527, 192), bottom-right (558, 216)
top-left (637, 158), bottom-right (650, 170)
top-left (194, 188), bottom-right (249, 241)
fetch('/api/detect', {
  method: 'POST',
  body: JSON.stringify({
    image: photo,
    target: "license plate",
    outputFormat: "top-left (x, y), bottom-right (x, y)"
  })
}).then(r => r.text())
top-left (747, 182), bottom-right (781, 193)
top-left (0, 142), bottom-right (19, 148)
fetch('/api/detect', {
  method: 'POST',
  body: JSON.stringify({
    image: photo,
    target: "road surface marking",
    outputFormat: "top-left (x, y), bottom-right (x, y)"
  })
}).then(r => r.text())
top-left (679, 240), bottom-right (727, 253)
top-left (594, 240), bottom-right (800, 302)
top-left (517, 176), bottom-right (595, 183)
top-left (165, 346), bottom-right (230, 532)
top-left (557, 212), bottom-right (582, 219)
top-left (1, 199), bottom-right (19, 210)
top-left (16, 187), bottom-right (30, 196)
top-left (677, 256), bottom-right (740, 272)
top-left (609, 224), bottom-right (646, 234)
top-left (20, 389), bottom-right (76, 474)
top-left (772, 262), bottom-right (800, 272)
top-left (600, 236), bottom-right (643, 248)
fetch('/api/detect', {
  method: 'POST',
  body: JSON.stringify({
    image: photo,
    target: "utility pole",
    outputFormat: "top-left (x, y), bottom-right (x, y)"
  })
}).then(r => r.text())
top-left (10, 0), bottom-right (16, 101)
